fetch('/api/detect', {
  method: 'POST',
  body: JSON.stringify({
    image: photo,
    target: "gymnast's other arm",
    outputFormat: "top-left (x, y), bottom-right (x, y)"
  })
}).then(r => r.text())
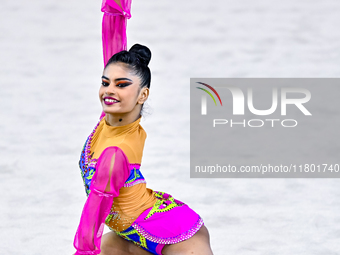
top-left (73, 146), bottom-right (130, 255)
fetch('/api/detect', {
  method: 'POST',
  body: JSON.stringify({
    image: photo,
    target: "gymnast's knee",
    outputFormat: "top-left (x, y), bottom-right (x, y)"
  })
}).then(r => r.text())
top-left (101, 231), bottom-right (118, 248)
top-left (100, 231), bottom-right (137, 255)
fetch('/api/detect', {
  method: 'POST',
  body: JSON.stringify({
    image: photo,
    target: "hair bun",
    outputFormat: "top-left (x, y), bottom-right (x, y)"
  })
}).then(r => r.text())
top-left (129, 44), bottom-right (151, 66)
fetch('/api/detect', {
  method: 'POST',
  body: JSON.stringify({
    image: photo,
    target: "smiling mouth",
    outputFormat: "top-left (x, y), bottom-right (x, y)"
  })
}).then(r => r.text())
top-left (104, 98), bottom-right (119, 103)
top-left (103, 97), bottom-right (120, 105)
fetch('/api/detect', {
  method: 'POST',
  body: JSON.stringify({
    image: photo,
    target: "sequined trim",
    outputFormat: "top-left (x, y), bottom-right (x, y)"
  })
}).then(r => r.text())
top-left (124, 179), bottom-right (147, 187)
top-left (131, 216), bottom-right (204, 244)
top-left (123, 167), bottom-right (147, 187)
top-left (80, 135), bottom-right (147, 195)
top-left (105, 210), bottom-right (119, 224)
top-left (80, 159), bottom-right (146, 195)
top-left (81, 160), bottom-right (147, 195)
top-left (144, 192), bottom-right (184, 220)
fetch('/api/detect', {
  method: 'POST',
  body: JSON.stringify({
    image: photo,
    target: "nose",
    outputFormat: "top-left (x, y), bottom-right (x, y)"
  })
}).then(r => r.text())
top-left (105, 82), bottom-right (116, 95)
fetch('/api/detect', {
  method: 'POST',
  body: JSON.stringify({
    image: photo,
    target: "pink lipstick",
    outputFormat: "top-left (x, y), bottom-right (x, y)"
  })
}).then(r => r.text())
top-left (103, 97), bottom-right (119, 105)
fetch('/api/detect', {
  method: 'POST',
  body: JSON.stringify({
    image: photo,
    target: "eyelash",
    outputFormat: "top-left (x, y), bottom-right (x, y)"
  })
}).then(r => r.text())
top-left (101, 82), bottom-right (131, 87)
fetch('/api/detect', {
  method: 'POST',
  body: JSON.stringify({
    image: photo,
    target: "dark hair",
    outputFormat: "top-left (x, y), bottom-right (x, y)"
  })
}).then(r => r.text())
top-left (104, 44), bottom-right (151, 89)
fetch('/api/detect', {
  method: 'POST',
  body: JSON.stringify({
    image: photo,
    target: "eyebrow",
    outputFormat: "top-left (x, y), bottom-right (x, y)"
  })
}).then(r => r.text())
top-left (101, 76), bottom-right (132, 82)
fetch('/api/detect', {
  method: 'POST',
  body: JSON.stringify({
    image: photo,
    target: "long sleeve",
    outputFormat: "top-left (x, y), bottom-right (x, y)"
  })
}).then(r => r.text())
top-left (100, 0), bottom-right (132, 120)
top-left (73, 146), bottom-right (131, 255)
top-left (101, 0), bottom-right (132, 66)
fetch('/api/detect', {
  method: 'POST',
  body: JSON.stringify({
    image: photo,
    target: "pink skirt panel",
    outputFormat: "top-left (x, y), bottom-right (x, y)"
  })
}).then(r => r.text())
top-left (131, 191), bottom-right (204, 245)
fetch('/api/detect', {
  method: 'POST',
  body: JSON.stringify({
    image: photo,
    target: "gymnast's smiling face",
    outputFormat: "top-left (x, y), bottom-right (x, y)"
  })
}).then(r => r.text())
top-left (99, 62), bottom-right (148, 118)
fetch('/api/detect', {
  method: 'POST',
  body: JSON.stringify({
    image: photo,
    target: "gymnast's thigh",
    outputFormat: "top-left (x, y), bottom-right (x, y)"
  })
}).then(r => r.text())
top-left (99, 231), bottom-right (153, 255)
top-left (161, 225), bottom-right (214, 255)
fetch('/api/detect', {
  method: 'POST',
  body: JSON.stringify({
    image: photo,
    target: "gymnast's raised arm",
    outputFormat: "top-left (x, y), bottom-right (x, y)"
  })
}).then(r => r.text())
top-left (101, 0), bottom-right (132, 66)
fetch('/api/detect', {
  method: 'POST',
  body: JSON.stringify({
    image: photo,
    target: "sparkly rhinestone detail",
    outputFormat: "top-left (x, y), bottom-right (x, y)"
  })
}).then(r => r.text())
top-left (116, 227), bottom-right (148, 248)
top-left (105, 210), bottom-right (120, 224)
top-left (78, 118), bottom-right (205, 250)
top-left (132, 216), bottom-right (204, 244)
top-left (123, 165), bottom-right (147, 187)
top-left (123, 179), bottom-right (147, 187)
top-left (79, 117), bottom-right (103, 196)
top-left (144, 191), bottom-right (184, 220)
top-left (79, 117), bottom-right (147, 196)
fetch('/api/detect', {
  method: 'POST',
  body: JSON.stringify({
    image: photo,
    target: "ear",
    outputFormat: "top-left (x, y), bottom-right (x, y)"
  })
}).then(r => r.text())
top-left (138, 87), bottom-right (149, 104)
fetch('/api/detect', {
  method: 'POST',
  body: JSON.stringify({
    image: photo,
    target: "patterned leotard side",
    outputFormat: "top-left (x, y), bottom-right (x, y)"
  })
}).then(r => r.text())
top-left (78, 116), bottom-right (204, 255)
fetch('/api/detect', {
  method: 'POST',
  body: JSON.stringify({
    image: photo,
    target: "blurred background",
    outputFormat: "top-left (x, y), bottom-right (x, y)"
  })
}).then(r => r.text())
top-left (1, 0), bottom-right (340, 254)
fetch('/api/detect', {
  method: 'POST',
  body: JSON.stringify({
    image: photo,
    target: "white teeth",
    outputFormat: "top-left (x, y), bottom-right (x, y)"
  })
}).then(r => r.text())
top-left (104, 98), bottom-right (118, 103)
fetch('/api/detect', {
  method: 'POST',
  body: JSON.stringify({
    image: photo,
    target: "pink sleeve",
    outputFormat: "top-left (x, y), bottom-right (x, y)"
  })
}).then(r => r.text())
top-left (100, 0), bottom-right (132, 120)
top-left (73, 146), bottom-right (131, 255)
top-left (101, 0), bottom-right (132, 66)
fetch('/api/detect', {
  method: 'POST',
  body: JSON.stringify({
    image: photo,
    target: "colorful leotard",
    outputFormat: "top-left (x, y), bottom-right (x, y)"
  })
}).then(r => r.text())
top-left (74, 116), bottom-right (204, 255)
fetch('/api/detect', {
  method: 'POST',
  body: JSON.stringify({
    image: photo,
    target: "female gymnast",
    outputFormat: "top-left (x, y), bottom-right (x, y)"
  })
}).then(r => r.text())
top-left (73, 1), bottom-right (214, 255)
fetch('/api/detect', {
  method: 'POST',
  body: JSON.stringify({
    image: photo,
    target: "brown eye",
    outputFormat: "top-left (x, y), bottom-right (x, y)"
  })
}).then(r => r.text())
top-left (101, 81), bottom-right (109, 87)
top-left (116, 82), bottom-right (131, 88)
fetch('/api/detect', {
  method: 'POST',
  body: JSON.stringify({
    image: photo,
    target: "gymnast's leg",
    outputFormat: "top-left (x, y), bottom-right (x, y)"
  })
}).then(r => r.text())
top-left (162, 225), bottom-right (214, 255)
top-left (99, 231), bottom-right (153, 255)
